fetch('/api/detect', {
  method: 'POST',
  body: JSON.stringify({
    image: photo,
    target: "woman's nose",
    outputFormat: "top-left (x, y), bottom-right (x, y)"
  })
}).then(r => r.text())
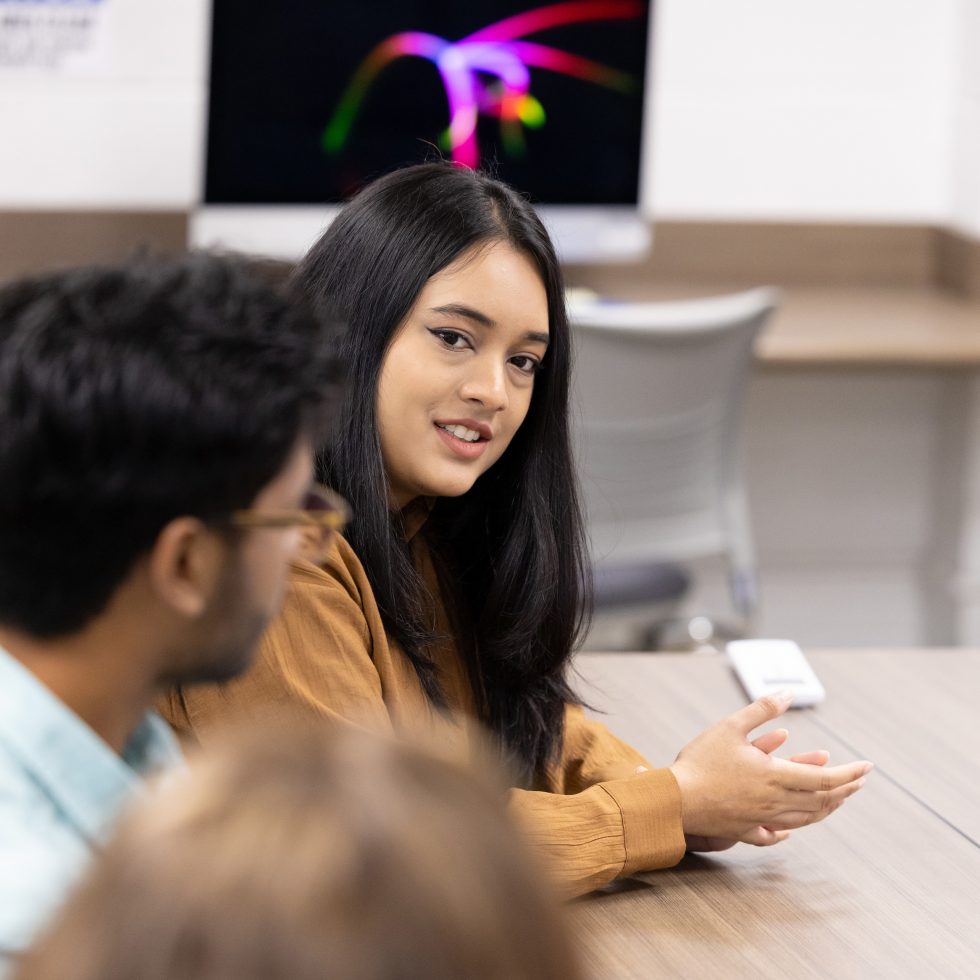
top-left (459, 357), bottom-right (508, 411)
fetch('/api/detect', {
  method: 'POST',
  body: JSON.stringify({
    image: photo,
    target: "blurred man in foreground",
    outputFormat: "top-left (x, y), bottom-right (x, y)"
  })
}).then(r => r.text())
top-left (0, 253), bottom-right (345, 975)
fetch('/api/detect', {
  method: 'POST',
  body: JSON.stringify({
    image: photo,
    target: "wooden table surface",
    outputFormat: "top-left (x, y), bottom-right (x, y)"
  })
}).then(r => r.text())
top-left (571, 649), bottom-right (980, 979)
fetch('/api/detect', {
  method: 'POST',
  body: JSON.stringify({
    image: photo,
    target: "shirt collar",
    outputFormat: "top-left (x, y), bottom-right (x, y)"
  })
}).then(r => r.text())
top-left (401, 497), bottom-right (435, 542)
top-left (0, 646), bottom-right (182, 847)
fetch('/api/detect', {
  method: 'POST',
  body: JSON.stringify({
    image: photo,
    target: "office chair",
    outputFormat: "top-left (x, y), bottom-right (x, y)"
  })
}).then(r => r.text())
top-left (570, 287), bottom-right (780, 650)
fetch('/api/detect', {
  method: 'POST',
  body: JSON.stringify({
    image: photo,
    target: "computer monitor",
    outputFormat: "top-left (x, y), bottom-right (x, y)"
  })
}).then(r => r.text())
top-left (192, 1), bottom-right (655, 263)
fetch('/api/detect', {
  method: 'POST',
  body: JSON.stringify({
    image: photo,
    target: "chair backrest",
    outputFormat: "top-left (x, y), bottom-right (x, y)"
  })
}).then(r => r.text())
top-left (570, 288), bottom-right (779, 583)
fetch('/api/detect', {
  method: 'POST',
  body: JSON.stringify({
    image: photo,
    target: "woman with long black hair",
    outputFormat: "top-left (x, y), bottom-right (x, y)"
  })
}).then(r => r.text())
top-left (161, 163), bottom-right (871, 896)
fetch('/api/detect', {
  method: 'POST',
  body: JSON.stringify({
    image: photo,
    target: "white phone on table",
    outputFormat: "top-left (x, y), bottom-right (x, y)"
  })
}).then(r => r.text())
top-left (726, 639), bottom-right (826, 708)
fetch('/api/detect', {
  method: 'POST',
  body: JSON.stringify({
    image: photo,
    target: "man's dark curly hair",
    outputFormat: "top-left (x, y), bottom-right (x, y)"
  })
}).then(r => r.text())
top-left (0, 251), bottom-right (344, 637)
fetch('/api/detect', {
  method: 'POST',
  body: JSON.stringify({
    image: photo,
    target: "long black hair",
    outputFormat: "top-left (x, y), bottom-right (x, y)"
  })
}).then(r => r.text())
top-left (294, 163), bottom-right (590, 784)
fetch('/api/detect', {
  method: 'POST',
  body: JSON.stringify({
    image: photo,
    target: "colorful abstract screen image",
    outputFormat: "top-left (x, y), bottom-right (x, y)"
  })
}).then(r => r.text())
top-left (205, 1), bottom-right (652, 205)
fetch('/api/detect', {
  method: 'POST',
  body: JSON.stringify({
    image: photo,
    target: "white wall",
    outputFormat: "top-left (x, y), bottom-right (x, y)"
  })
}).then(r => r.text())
top-left (0, 0), bottom-right (208, 209)
top-left (0, 0), bottom-right (976, 229)
top-left (743, 370), bottom-right (940, 646)
top-left (646, 0), bottom-right (960, 222)
top-left (950, 0), bottom-right (980, 236)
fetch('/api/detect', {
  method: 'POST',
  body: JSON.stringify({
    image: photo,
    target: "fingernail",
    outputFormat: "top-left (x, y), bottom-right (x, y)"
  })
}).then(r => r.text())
top-left (862, 762), bottom-right (874, 775)
top-left (773, 689), bottom-right (794, 704)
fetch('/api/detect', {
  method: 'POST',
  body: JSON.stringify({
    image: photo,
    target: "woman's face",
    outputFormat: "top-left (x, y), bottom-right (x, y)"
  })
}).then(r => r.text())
top-left (377, 241), bottom-right (550, 509)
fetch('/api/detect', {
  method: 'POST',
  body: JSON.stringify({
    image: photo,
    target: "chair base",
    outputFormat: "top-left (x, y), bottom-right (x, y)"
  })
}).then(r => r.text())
top-left (582, 609), bottom-right (752, 653)
top-left (593, 561), bottom-right (691, 609)
top-left (644, 613), bottom-right (752, 652)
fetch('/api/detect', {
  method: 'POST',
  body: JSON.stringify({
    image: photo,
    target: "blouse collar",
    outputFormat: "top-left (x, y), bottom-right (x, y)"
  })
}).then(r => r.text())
top-left (401, 497), bottom-right (435, 542)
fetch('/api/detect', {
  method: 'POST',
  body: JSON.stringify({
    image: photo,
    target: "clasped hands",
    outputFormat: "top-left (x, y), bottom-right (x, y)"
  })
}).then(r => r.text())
top-left (638, 691), bottom-right (872, 854)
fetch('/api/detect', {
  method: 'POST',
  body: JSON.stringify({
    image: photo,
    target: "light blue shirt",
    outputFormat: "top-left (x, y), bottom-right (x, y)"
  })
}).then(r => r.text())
top-left (0, 646), bottom-right (182, 977)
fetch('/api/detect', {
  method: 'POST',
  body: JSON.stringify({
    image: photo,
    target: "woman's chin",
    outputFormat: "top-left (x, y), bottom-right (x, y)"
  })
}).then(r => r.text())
top-left (391, 459), bottom-right (493, 503)
top-left (420, 470), bottom-right (481, 499)
top-left (430, 481), bottom-right (477, 499)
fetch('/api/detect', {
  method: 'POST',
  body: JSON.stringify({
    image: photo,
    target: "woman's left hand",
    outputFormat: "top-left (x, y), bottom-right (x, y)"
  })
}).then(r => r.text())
top-left (635, 727), bottom-right (832, 854)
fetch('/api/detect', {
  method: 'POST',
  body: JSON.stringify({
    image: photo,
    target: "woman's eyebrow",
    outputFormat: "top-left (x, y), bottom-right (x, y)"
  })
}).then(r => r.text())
top-left (430, 303), bottom-right (549, 346)
top-left (430, 303), bottom-right (495, 327)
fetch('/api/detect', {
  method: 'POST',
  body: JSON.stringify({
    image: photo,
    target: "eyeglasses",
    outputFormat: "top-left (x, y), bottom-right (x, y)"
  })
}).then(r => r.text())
top-left (226, 483), bottom-right (351, 564)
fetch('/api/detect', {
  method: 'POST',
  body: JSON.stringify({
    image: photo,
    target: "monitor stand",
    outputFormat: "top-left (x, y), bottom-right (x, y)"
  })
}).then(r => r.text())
top-left (191, 203), bottom-right (652, 265)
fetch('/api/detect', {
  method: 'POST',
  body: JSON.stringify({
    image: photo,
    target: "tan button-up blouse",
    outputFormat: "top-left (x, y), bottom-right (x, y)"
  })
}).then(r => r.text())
top-left (158, 514), bottom-right (685, 897)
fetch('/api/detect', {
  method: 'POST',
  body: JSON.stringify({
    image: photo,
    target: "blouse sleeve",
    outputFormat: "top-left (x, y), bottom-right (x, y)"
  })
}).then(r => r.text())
top-left (506, 704), bottom-right (686, 897)
top-left (556, 703), bottom-right (657, 792)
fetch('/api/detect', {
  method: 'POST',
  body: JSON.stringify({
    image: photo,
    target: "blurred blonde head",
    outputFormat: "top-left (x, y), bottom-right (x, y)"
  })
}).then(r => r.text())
top-left (16, 723), bottom-right (582, 980)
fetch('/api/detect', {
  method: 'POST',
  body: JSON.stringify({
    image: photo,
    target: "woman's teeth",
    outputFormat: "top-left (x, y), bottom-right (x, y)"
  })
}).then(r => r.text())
top-left (437, 423), bottom-right (482, 443)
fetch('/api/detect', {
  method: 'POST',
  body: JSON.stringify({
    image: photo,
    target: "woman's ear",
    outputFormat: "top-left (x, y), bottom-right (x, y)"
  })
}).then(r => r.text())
top-left (146, 517), bottom-right (227, 619)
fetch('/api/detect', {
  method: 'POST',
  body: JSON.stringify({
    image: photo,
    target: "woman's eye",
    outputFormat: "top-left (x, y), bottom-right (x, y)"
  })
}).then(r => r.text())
top-left (510, 355), bottom-right (541, 376)
top-left (430, 328), bottom-right (470, 350)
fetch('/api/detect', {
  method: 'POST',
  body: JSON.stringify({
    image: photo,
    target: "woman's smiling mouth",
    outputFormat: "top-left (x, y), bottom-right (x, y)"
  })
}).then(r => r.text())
top-left (436, 422), bottom-right (482, 443)
top-left (434, 420), bottom-right (491, 459)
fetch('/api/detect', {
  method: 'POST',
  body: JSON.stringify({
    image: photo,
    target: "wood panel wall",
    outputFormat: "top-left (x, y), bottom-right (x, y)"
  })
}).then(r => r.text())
top-left (1, 212), bottom-right (978, 299)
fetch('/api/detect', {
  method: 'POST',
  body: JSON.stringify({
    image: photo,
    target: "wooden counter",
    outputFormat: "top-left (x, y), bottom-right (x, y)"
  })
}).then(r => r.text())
top-left (758, 287), bottom-right (980, 367)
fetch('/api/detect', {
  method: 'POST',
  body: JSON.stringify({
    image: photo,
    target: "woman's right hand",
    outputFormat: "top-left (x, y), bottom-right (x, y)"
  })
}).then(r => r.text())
top-left (668, 692), bottom-right (873, 845)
